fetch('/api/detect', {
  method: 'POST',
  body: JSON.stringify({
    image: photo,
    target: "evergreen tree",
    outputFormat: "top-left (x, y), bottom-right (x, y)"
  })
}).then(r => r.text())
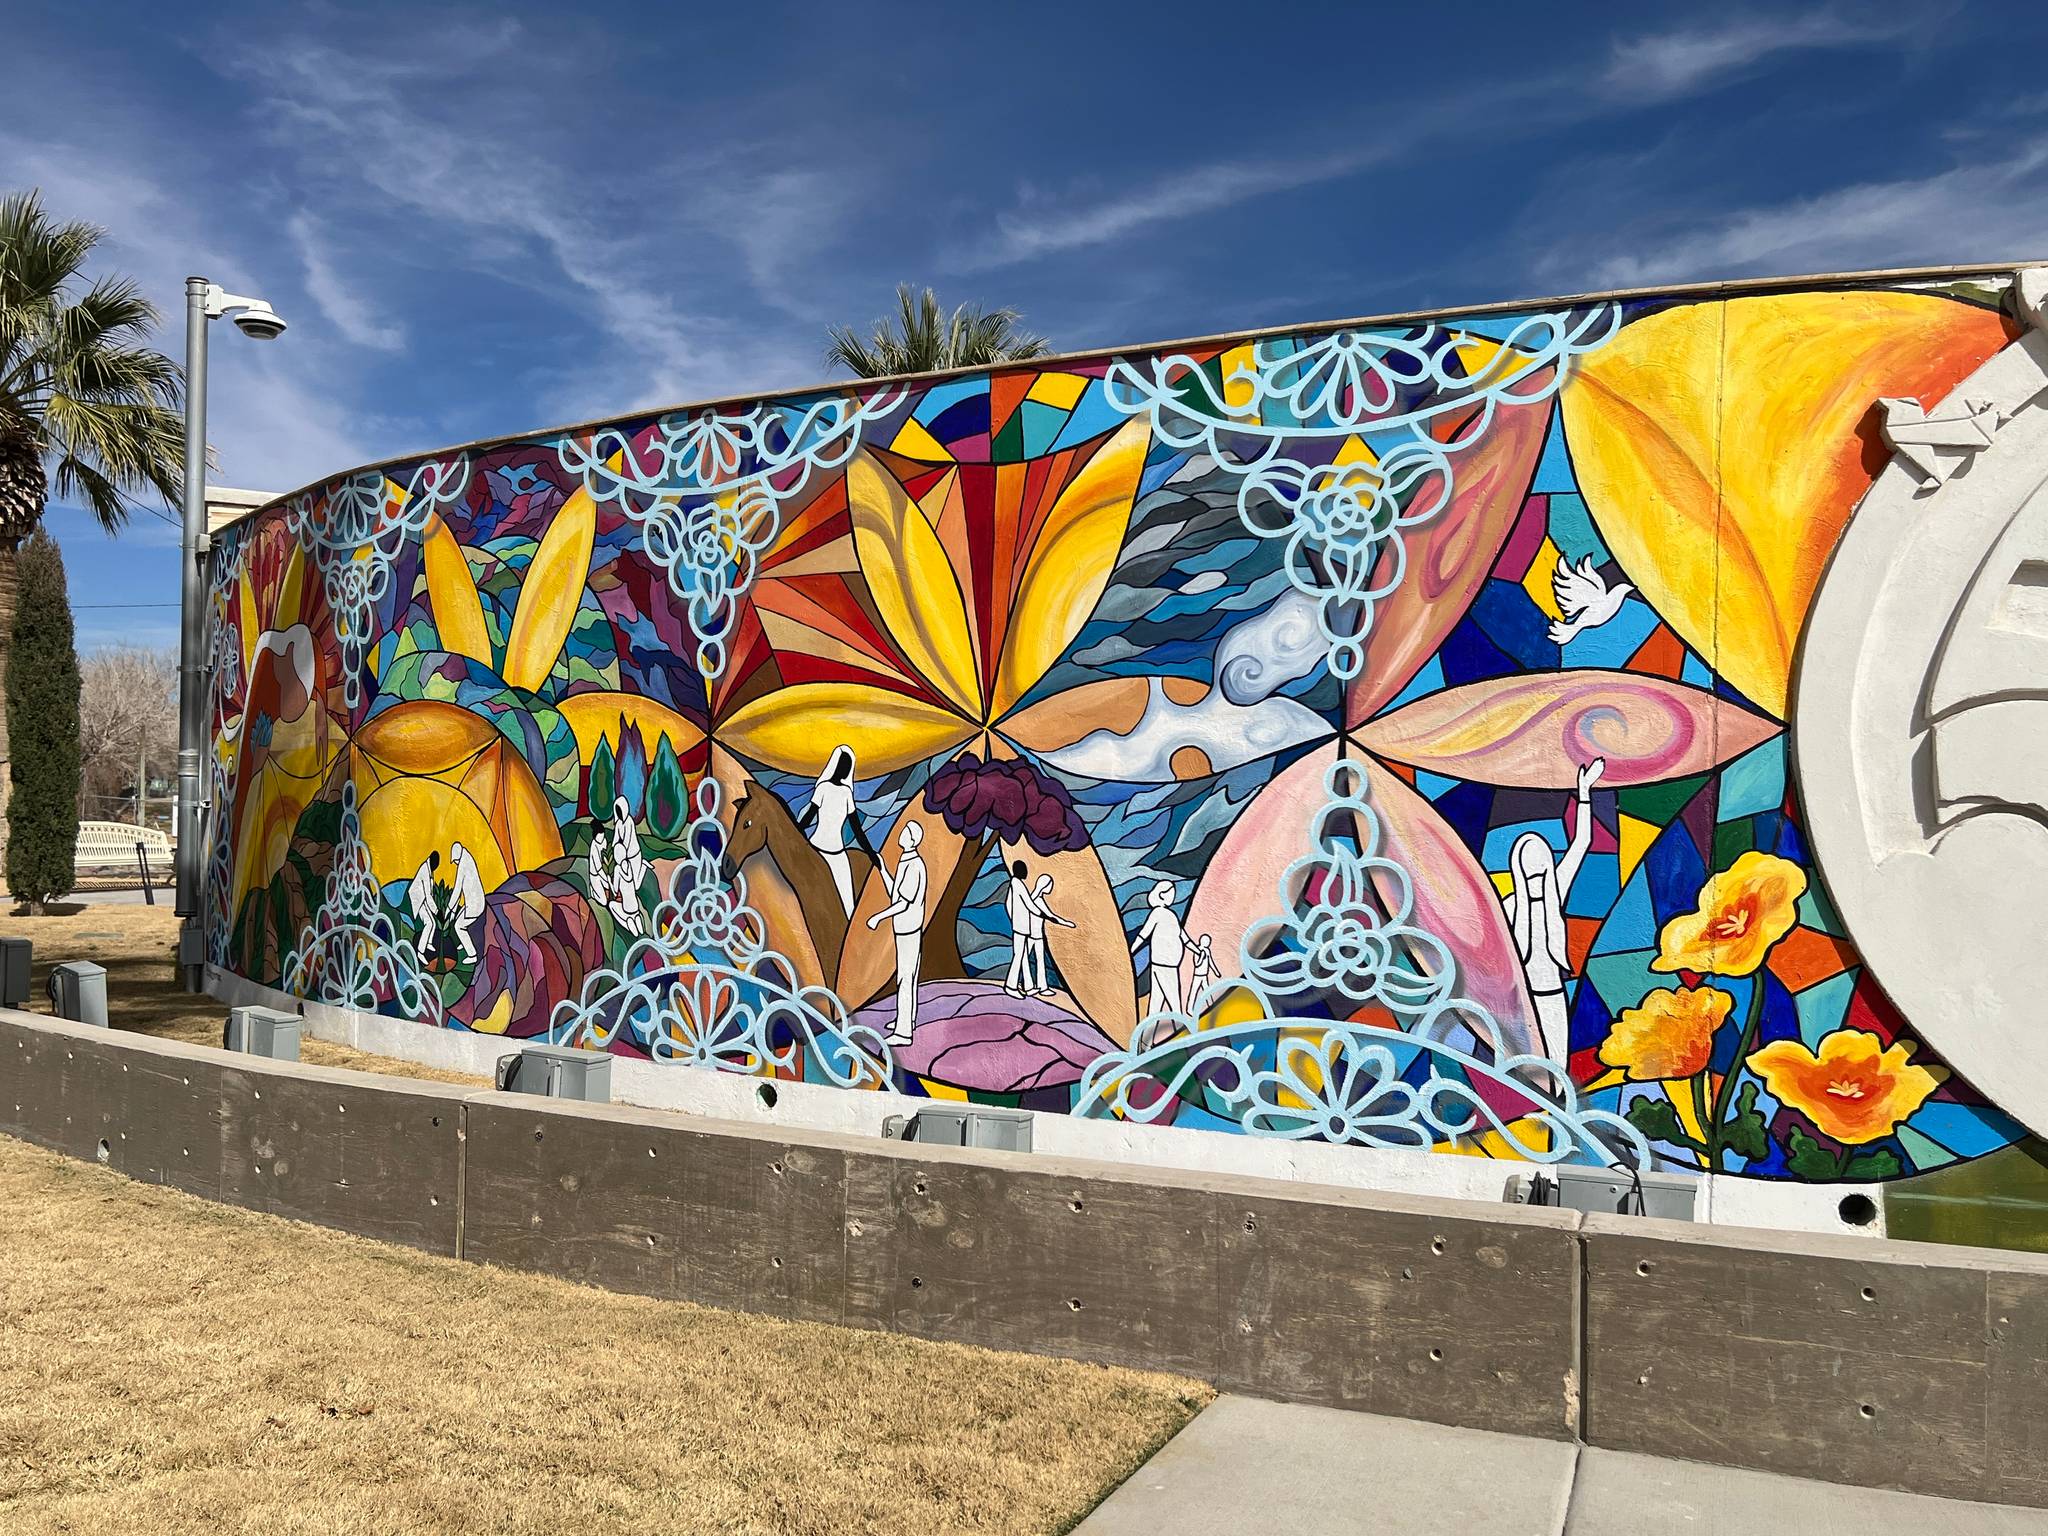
top-left (587, 735), bottom-right (616, 819)
top-left (6, 529), bottom-right (80, 910)
top-left (647, 735), bottom-right (687, 842)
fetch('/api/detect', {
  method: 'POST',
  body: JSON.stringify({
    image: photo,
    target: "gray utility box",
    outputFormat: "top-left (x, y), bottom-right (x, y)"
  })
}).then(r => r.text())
top-left (224, 1005), bottom-right (301, 1061)
top-left (1506, 1164), bottom-right (1698, 1221)
top-left (0, 936), bottom-right (29, 1008)
top-left (887, 1106), bottom-right (1034, 1153)
top-left (47, 961), bottom-right (107, 1027)
top-left (497, 1042), bottom-right (612, 1102)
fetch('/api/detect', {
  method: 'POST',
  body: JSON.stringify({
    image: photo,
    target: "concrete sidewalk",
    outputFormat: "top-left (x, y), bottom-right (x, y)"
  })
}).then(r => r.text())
top-left (1076, 1396), bottom-right (2042, 1535)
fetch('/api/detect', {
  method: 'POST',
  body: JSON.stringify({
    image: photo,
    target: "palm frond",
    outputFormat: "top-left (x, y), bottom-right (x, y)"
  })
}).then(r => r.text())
top-left (825, 284), bottom-right (1052, 378)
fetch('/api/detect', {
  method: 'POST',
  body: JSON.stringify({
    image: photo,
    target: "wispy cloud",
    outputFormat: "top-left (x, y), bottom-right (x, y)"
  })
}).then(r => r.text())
top-left (1603, 10), bottom-right (1930, 101)
top-left (1557, 136), bottom-right (2048, 289)
top-left (219, 19), bottom-right (846, 421)
top-left (288, 213), bottom-right (404, 352)
top-left (945, 151), bottom-right (1377, 271)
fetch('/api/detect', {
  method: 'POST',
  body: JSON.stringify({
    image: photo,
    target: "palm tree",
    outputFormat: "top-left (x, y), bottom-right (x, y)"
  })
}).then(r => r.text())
top-left (824, 284), bottom-right (1051, 378)
top-left (0, 189), bottom-right (184, 832)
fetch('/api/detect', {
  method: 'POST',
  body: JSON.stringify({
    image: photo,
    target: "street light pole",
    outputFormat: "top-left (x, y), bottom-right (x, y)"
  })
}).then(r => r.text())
top-left (173, 277), bottom-right (287, 992)
top-left (174, 277), bottom-right (209, 989)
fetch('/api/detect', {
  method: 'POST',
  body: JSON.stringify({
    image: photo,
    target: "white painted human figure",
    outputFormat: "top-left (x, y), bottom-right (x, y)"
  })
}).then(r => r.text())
top-left (1188, 932), bottom-right (1218, 999)
top-left (1027, 873), bottom-right (1072, 996)
top-left (1003, 861), bottom-right (1038, 998)
top-left (1502, 756), bottom-right (1604, 1067)
top-left (866, 820), bottom-right (928, 1045)
top-left (447, 839), bottom-right (487, 962)
top-left (608, 795), bottom-right (648, 926)
top-left (406, 850), bottom-right (442, 959)
top-left (1132, 879), bottom-right (1188, 1045)
top-left (798, 745), bottom-right (874, 918)
top-left (589, 827), bottom-right (646, 939)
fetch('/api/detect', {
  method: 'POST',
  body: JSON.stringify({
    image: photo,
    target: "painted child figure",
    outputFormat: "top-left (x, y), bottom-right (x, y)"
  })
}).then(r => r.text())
top-left (1027, 873), bottom-right (1074, 996)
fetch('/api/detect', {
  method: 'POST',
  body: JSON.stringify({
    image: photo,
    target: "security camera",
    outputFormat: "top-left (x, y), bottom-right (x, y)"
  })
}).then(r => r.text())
top-left (202, 284), bottom-right (289, 341)
top-left (232, 303), bottom-right (287, 341)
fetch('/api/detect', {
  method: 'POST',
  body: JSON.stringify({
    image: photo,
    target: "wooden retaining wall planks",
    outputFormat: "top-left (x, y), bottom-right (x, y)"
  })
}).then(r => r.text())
top-left (4, 1008), bottom-right (2046, 1506)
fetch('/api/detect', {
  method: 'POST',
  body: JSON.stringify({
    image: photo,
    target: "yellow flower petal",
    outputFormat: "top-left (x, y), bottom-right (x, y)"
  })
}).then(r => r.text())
top-left (1601, 986), bottom-right (1730, 1081)
top-left (991, 417), bottom-right (1150, 720)
top-left (720, 682), bottom-right (972, 776)
top-left (501, 484), bottom-right (596, 691)
top-left (1748, 1029), bottom-right (1946, 1145)
top-left (1561, 292), bottom-right (2009, 718)
top-left (1651, 850), bottom-right (1807, 977)
top-left (422, 512), bottom-right (492, 666)
top-left (847, 450), bottom-right (984, 718)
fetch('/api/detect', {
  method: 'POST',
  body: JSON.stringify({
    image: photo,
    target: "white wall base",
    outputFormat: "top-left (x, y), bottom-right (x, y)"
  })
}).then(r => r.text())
top-left (203, 966), bottom-right (1880, 1236)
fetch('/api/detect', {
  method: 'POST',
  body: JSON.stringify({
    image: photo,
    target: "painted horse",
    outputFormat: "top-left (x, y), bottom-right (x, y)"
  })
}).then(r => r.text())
top-left (723, 784), bottom-right (874, 991)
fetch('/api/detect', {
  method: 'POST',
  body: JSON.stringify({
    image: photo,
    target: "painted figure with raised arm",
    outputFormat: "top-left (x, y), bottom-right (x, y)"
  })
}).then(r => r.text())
top-left (406, 850), bottom-right (442, 960)
top-left (1027, 873), bottom-right (1073, 996)
top-left (1503, 756), bottom-right (1605, 1067)
top-left (865, 820), bottom-right (927, 1045)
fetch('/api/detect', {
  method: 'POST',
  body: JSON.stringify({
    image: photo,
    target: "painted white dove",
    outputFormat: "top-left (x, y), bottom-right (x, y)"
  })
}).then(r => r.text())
top-left (1547, 554), bottom-right (1633, 645)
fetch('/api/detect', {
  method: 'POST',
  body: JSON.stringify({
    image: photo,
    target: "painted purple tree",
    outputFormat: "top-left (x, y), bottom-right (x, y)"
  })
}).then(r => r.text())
top-left (918, 750), bottom-right (1087, 977)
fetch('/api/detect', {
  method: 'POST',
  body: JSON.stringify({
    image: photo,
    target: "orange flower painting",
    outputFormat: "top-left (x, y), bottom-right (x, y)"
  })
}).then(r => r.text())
top-left (1601, 987), bottom-right (1730, 1082)
top-left (1748, 1030), bottom-right (1946, 1145)
top-left (1652, 851), bottom-right (1807, 977)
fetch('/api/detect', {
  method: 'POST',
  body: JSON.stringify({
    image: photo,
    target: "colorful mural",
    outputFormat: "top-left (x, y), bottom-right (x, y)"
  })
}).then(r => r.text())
top-left (205, 276), bottom-right (2035, 1186)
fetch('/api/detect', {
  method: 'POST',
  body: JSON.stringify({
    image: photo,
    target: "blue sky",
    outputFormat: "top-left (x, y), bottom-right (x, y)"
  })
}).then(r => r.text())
top-left (8, 0), bottom-right (2048, 649)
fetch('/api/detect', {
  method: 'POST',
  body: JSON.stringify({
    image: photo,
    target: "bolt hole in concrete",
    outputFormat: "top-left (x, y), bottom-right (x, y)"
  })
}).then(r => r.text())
top-left (1860, 1404), bottom-right (1878, 1419)
top-left (429, 1196), bottom-right (439, 1207)
top-left (914, 1180), bottom-right (929, 1196)
top-left (1862, 1285), bottom-right (1878, 1302)
top-left (1070, 1198), bottom-right (1084, 1213)
top-left (1431, 1237), bottom-right (1445, 1255)
top-left (1067, 1298), bottom-right (1083, 1312)
top-left (1637, 1374), bottom-right (1650, 1386)
top-left (648, 1147), bottom-right (657, 1158)
top-left (1243, 1215), bottom-right (1257, 1233)
top-left (910, 1276), bottom-right (923, 1289)
top-left (533, 1129), bottom-right (544, 1143)
top-left (756, 1083), bottom-right (778, 1109)
top-left (96, 1139), bottom-right (109, 1163)
top-left (771, 1256), bottom-right (783, 1269)
top-left (431, 1116), bottom-right (441, 1127)
top-left (1429, 1347), bottom-right (1444, 1362)
top-left (646, 1235), bottom-right (655, 1248)
top-left (1839, 1193), bottom-right (1879, 1226)
top-left (1637, 1260), bottom-right (1654, 1276)
top-left (1400, 1266), bottom-right (1414, 1281)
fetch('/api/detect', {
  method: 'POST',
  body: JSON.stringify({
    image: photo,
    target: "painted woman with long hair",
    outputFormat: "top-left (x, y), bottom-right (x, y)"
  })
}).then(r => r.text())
top-left (798, 744), bottom-right (878, 917)
top-left (1502, 756), bottom-right (1604, 1068)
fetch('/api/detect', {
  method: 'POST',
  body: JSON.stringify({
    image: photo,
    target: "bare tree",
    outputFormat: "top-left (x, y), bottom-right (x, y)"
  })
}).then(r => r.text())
top-left (79, 645), bottom-right (176, 827)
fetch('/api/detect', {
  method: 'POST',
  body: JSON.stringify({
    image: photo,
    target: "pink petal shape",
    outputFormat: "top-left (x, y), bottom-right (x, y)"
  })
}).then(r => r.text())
top-left (1355, 672), bottom-right (1781, 788)
top-left (1185, 746), bottom-right (1341, 988)
top-left (1346, 376), bottom-right (1556, 724)
top-left (1360, 757), bottom-right (1540, 1058)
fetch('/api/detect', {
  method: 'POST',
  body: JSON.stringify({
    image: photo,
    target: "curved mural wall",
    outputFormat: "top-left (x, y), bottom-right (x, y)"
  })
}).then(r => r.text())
top-left (204, 268), bottom-right (2046, 1195)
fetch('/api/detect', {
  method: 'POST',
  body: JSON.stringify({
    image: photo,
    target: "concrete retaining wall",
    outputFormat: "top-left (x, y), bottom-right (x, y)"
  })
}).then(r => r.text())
top-left (5, 1009), bottom-right (2044, 1504)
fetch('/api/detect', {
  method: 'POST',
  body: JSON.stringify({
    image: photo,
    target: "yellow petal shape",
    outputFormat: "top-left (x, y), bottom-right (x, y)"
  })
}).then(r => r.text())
top-left (556, 692), bottom-right (705, 764)
top-left (847, 450), bottom-right (983, 718)
top-left (721, 682), bottom-right (973, 776)
top-left (358, 776), bottom-right (509, 892)
top-left (1561, 292), bottom-right (2008, 718)
top-left (422, 512), bottom-right (492, 665)
top-left (502, 484), bottom-right (596, 691)
top-left (991, 416), bottom-right (1150, 720)
top-left (354, 699), bottom-right (498, 775)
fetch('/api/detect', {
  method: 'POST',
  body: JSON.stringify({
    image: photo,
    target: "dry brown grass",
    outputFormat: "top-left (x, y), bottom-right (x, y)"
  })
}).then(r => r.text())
top-left (0, 1135), bottom-right (1206, 1534)
top-left (0, 904), bottom-right (1208, 1531)
top-left (0, 902), bottom-right (482, 1084)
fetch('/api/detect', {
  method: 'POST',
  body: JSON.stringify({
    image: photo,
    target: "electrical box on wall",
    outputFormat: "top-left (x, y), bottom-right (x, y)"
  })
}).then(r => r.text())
top-left (886, 1106), bottom-right (1033, 1152)
top-left (224, 1005), bottom-right (301, 1061)
top-left (1506, 1165), bottom-right (1698, 1221)
top-left (497, 1042), bottom-right (612, 1102)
